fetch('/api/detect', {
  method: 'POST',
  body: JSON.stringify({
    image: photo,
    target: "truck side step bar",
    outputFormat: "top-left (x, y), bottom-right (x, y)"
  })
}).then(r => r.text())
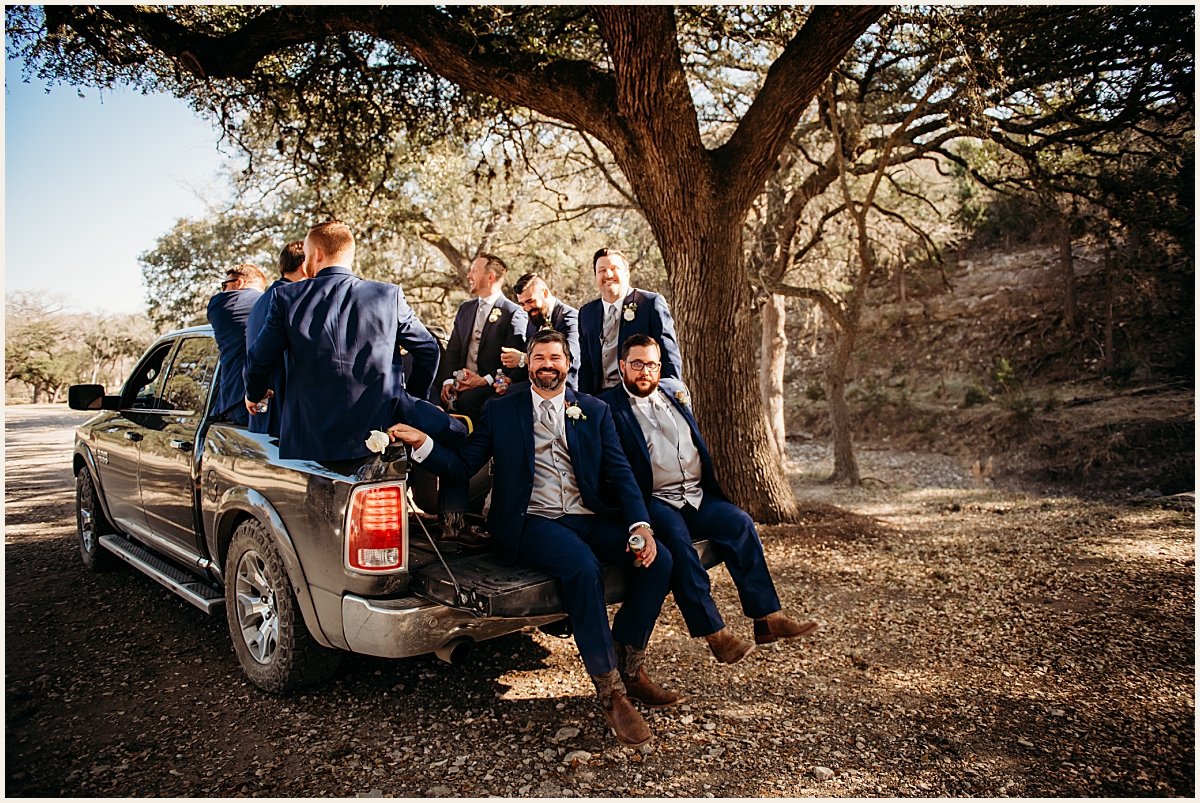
top-left (99, 535), bottom-right (225, 614)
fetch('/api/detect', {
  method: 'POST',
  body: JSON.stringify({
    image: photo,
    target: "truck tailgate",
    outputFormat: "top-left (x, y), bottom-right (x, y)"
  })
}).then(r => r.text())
top-left (408, 539), bottom-right (721, 617)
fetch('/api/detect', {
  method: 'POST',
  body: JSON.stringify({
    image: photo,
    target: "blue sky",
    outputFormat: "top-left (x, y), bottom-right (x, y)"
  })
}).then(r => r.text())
top-left (4, 60), bottom-right (233, 315)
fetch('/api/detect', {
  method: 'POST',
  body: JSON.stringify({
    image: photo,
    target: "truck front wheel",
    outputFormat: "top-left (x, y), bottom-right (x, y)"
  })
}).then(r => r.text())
top-left (76, 468), bottom-right (117, 571)
top-left (225, 519), bottom-right (341, 692)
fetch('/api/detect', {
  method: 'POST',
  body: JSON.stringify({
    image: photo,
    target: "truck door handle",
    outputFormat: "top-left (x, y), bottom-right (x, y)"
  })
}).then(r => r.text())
top-left (124, 432), bottom-right (143, 442)
top-left (169, 439), bottom-right (193, 452)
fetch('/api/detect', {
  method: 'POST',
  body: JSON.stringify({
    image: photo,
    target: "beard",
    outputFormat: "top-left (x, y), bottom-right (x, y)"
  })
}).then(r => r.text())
top-left (623, 375), bottom-right (658, 398)
top-left (532, 367), bottom-right (566, 392)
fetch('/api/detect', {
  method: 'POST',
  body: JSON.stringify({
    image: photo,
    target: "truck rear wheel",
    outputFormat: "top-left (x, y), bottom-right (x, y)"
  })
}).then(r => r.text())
top-left (225, 519), bottom-right (341, 692)
top-left (76, 468), bottom-right (117, 571)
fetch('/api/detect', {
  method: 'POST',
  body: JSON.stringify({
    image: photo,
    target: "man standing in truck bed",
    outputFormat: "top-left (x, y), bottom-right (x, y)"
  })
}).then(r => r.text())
top-left (245, 220), bottom-right (460, 461)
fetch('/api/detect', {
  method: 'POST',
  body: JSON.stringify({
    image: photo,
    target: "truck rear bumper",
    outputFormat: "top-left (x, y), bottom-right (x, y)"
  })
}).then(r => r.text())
top-left (340, 593), bottom-right (563, 659)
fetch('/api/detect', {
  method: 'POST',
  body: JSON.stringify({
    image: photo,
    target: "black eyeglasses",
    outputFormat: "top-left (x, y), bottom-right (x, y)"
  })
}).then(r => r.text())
top-left (626, 359), bottom-right (661, 373)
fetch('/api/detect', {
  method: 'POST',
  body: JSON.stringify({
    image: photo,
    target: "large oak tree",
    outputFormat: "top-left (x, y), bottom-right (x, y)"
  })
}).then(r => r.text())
top-left (11, 5), bottom-right (884, 521)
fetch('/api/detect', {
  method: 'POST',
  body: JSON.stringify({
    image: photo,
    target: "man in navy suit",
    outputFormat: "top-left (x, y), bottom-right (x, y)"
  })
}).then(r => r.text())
top-left (436, 253), bottom-right (528, 423)
top-left (601, 334), bottom-right (820, 664)
top-left (500, 272), bottom-right (581, 390)
top-left (578, 247), bottom-right (683, 396)
top-left (207, 263), bottom-right (267, 425)
top-left (245, 221), bottom-right (456, 462)
top-left (388, 330), bottom-right (681, 747)
top-left (244, 241), bottom-right (306, 437)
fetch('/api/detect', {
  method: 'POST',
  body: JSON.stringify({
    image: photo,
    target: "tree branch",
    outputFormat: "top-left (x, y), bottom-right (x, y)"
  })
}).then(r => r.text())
top-left (715, 5), bottom-right (887, 214)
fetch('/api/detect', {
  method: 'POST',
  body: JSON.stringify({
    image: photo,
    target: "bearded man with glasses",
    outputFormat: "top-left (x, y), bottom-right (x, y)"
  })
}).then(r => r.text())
top-left (601, 334), bottom-right (820, 665)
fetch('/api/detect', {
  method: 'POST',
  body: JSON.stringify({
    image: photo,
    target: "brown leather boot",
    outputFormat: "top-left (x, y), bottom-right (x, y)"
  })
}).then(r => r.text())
top-left (705, 627), bottom-right (756, 664)
top-left (591, 669), bottom-right (652, 747)
top-left (616, 643), bottom-right (686, 708)
top-left (753, 611), bottom-right (820, 645)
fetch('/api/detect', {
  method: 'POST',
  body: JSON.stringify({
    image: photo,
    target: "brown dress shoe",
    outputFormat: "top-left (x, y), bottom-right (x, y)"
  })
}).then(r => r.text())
top-left (753, 612), bottom-right (820, 645)
top-left (617, 643), bottom-right (687, 708)
top-left (705, 627), bottom-right (756, 664)
top-left (592, 669), bottom-right (652, 747)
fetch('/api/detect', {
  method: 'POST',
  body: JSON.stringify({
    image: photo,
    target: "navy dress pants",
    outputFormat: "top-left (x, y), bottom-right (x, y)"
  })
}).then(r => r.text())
top-left (516, 513), bottom-right (672, 676)
top-left (648, 495), bottom-right (781, 637)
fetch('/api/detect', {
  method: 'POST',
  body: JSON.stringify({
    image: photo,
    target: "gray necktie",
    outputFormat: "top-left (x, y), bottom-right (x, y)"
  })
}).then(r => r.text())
top-left (601, 304), bottom-right (619, 388)
top-left (466, 299), bottom-right (488, 373)
top-left (540, 398), bottom-right (559, 438)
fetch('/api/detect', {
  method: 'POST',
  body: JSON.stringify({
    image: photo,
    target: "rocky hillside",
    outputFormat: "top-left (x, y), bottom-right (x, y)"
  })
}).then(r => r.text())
top-left (785, 240), bottom-right (1194, 497)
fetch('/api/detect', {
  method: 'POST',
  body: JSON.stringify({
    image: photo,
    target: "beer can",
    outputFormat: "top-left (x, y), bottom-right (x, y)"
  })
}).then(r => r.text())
top-left (628, 533), bottom-right (646, 553)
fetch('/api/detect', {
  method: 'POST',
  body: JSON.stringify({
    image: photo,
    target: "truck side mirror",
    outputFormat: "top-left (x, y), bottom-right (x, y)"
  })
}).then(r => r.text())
top-left (68, 384), bottom-right (117, 411)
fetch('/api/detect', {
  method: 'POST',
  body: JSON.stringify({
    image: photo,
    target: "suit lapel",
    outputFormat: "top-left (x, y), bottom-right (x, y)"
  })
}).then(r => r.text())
top-left (456, 302), bottom-right (475, 343)
top-left (562, 389), bottom-right (586, 487)
top-left (518, 388), bottom-right (535, 475)
top-left (613, 391), bottom-right (652, 472)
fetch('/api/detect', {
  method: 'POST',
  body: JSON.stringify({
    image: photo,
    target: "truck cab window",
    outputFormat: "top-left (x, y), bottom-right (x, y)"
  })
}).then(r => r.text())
top-left (160, 338), bottom-right (220, 413)
top-left (123, 343), bottom-right (173, 409)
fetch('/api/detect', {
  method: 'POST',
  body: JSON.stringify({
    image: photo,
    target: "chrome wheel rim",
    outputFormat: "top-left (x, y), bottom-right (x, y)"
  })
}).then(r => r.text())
top-left (78, 481), bottom-right (96, 553)
top-left (234, 549), bottom-right (279, 664)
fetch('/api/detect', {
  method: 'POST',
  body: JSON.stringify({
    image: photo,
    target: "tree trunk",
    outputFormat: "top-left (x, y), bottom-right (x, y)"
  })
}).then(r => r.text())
top-left (806, 303), bottom-right (823, 356)
top-left (1058, 218), bottom-right (1077, 332)
top-left (824, 321), bottom-right (861, 485)
top-left (1103, 241), bottom-right (1115, 372)
top-left (759, 294), bottom-right (788, 459)
top-left (654, 209), bottom-right (800, 523)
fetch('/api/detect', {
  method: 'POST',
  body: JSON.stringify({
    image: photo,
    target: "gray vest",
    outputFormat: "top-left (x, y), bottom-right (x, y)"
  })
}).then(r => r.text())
top-left (630, 392), bottom-right (704, 510)
top-left (527, 407), bottom-right (591, 518)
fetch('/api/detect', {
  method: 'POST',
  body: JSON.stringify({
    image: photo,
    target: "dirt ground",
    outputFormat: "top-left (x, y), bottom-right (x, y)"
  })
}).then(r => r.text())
top-left (4, 403), bottom-right (1194, 797)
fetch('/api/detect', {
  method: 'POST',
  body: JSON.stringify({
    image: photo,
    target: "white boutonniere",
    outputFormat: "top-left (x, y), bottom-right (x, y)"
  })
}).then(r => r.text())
top-left (365, 430), bottom-right (390, 453)
top-left (564, 402), bottom-right (587, 422)
top-left (674, 389), bottom-right (691, 407)
top-left (622, 302), bottom-right (637, 322)
top-left (487, 307), bottom-right (502, 324)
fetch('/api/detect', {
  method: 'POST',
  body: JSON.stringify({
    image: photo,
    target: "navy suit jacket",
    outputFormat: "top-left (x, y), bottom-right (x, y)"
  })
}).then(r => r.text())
top-left (245, 266), bottom-right (441, 462)
top-left (578, 288), bottom-right (683, 395)
top-left (436, 296), bottom-right (529, 390)
top-left (525, 299), bottom-right (581, 390)
top-left (207, 288), bottom-right (263, 421)
top-left (599, 378), bottom-right (728, 504)
top-left (244, 277), bottom-right (292, 436)
top-left (419, 386), bottom-right (650, 564)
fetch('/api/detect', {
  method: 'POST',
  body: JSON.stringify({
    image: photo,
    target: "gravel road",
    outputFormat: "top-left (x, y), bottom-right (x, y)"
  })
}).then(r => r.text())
top-left (4, 404), bottom-right (1193, 797)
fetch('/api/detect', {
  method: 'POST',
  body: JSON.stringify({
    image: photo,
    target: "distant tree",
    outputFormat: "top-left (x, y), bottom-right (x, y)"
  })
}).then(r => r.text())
top-left (140, 206), bottom-right (284, 331)
top-left (72, 312), bottom-right (156, 385)
top-left (5, 292), bottom-right (82, 402)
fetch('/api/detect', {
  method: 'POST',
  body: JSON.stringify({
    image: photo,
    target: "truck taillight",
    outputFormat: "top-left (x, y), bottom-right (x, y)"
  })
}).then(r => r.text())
top-left (345, 484), bottom-right (407, 574)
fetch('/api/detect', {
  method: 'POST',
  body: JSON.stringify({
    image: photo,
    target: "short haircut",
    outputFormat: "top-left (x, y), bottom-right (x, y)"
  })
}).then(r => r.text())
top-left (278, 241), bottom-right (305, 276)
top-left (513, 272), bottom-right (545, 295)
top-left (227, 263), bottom-right (267, 285)
top-left (528, 328), bottom-right (570, 361)
top-left (592, 247), bottom-right (629, 272)
top-left (307, 220), bottom-right (354, 255)
top-left (620, 333), bottom-right (660, 361)
top-left (475, 253), bottom-right (508, 280)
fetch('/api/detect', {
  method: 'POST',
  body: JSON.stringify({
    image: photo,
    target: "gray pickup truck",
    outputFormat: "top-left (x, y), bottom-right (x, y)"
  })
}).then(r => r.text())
top-left (70, 325), bottom-right (715, 692)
